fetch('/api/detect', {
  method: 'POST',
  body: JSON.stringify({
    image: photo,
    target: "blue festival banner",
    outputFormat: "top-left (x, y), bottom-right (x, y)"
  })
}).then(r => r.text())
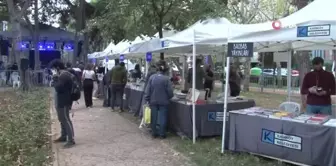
top-left (120, 54), bottom-right (125, 62)
top-left (146, 52), bottom-right (152, 62)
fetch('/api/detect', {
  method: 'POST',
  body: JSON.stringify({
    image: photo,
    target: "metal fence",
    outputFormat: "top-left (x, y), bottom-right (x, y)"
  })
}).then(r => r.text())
top-left (248, 75), bottom-right (300, 94)
top-left (0, 70), bottom-right (52, 90)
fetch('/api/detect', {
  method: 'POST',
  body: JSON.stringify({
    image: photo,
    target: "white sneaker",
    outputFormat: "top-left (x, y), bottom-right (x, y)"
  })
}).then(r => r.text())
top-left (92, 97), bottom-right (98, 100)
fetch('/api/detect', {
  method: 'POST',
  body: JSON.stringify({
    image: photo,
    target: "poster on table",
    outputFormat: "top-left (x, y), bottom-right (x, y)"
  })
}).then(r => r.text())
top-left (186, 88), bottom-right (200, 103)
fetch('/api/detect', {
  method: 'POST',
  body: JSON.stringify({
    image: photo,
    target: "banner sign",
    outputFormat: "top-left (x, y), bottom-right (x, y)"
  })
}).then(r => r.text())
top-left (261, 129), bottom-right (302, 150)
top-left (161, 40), bottom-right (170, 48)
top-left (297, 24), bottom-right (330, 37)
top-left (227, 42), bottom-right (253, 57)
top-left (146, 52), bottom-right (152, 62)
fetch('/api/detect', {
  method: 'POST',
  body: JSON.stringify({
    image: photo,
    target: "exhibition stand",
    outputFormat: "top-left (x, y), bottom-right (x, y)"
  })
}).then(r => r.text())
top-left (228, 108), bottom-right (336, 166)
top-left (124, 83), bottom-right (255, 142)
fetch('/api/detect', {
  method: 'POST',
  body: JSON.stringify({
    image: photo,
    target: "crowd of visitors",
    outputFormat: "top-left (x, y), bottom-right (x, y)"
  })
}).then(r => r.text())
top-left (49, 56), bottom-right (336, 150)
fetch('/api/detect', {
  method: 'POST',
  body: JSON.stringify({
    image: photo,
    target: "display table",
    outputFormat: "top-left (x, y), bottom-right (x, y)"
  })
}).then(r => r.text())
top-left (228, 112), bottom-right (336, 166)
top-left (124, 85), bottom-right (145, 116)
top-left (168, 98), bottom-right (255, 148)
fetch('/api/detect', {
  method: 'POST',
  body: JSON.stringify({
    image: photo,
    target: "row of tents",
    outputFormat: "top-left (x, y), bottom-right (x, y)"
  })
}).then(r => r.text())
top-left (88, 0), bottom-right (335, 60)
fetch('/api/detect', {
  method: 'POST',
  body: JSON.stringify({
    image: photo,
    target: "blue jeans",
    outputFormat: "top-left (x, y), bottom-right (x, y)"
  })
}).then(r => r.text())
top-left (150, 105), bottom-right (168, 137)
top-left (306, 105), bottom-right (332, 115)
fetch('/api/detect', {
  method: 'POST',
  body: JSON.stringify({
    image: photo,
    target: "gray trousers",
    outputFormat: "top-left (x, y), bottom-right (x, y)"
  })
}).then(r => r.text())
top-left (56, 106), bottom-right (74, 141)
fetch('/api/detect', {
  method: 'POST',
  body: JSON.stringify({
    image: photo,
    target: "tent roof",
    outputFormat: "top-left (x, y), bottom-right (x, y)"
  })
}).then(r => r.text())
top-left (228, 0), bottom-right (336, 51)
top-left (0, 23), bottom-right (81, 41)
top-left (164, 18), bottom-right (231, 45)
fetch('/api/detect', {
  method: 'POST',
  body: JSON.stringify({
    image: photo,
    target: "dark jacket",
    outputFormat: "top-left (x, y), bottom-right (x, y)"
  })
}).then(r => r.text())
top-left (204, 70), bottom-right (214, 89)
top-left (187, 66), bottom-right (205, 89)
top-left (132, 70), bottom-right (142, 79)
top-left (103, 69), bottom-right (113, 85)
top-left (54, 71), bottom-right (73, 108)
top-left (67, 68), bottom-right (76, 76)
top-left (111, 65), bottom-right (127, 84)
top-left (145, 72), bottom-right (174, 106)
top-left (229, 71), bottom-right (241, 93)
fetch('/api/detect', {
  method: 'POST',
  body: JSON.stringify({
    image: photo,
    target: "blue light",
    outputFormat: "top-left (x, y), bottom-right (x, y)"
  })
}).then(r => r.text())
top-left (146, 52), bottom-right (152, 62)
top-left (45, 42), bottom-right (55, 50)
top-left (64, 43), bottom-right (73, 50)
top-left (120, 54), bottom-right (124, 62)
top-left (38, 42), bottom-right (45, 50)
top-left (18, 41), bottom-right (29, 49)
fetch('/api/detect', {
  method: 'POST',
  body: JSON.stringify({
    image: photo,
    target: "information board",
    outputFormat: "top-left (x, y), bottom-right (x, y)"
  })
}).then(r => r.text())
top-left (227, 42), bottom-right (254, 57)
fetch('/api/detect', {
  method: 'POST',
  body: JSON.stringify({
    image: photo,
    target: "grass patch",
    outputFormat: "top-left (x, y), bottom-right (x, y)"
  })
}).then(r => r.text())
top-left (0, 89), bottom-right (51, 166)
top-left (171, 137), bottom-right (290, 166)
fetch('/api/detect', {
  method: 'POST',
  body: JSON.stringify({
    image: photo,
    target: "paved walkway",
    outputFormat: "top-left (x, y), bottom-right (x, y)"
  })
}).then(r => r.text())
top-left (51, 97), bottom-right (192, 166)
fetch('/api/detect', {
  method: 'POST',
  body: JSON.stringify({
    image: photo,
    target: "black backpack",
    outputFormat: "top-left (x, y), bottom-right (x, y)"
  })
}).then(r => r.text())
top-left (68, 72), bottom-right (81, 101)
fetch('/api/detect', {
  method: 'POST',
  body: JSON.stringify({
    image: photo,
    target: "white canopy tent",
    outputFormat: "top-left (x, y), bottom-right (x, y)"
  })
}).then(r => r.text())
top-left (227, 0), bottom-right (336, 51)
top-left (99, 42), bottom-right (117, 58)
top-left (99, 40), bottom-right (132, 58)
top-left (130, 18), bottom-right (232, 144)
top-left (87, 52), bottom-right (102, 59)
top-left (220, 0), bottom-right (336, 154)
top-left (121, 18), bottom-right (231, 57)
top-left (121, 29), bottom-right (178, 57)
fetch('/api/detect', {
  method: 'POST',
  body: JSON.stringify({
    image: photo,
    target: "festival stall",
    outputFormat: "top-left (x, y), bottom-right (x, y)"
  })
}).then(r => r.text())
top-left (120, 18), bottom-right (256, 142)
top-left (221, 0), bottom-right (336, 165)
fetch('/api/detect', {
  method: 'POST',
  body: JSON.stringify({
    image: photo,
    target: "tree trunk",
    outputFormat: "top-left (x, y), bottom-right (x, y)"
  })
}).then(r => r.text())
top-left (243, 57), bottom-right (251, 91)
top-left (34, 0), bottom-right (40, 70)
top-left (294, 51), bottom-right (310, 87)
top-left (73, 31), bottom-right (79, 64)
top-left (6, 0), bottom-right (27, 90)
top-left (294, 0), bottom-right (310, 87)
top-left (333, 50), bottom-right (336, 76)
top-left (82, 32), bottom-right (89, 63)
top-left (158, 17), bottom-right (164, 60)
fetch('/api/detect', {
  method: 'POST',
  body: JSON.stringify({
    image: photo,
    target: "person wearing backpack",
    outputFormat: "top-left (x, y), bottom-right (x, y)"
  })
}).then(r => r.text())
top-left (50, 60), bottom-right (76, 148)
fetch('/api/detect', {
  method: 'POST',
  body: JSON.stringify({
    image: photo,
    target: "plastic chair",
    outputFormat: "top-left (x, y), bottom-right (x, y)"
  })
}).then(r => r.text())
top-left (11, 72), bottom-right (20, 88)
top-left (279, 102), bottom-right (301, 115)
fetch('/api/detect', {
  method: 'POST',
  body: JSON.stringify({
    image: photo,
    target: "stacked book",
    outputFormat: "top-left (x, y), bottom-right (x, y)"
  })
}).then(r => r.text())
top-left (269, 111), bottom-right (294, 119)
top-left (323, 119), bottom-right (336, 127)
top-left (306, 114), bottom-right (330, 125)
top-left (290, 114), bottom-right (313, 123)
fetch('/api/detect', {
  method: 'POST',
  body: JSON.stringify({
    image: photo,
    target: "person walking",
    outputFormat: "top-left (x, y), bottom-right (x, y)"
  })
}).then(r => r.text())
top-left (50, 60), bottom-right (75, 148)
top-left (103, 68), bottom-right (112, 107)
top-left (110, 62), bottom-right (127, 112)
top-left (144, 60), bottom-right (174, 139)
top-left (82, 64), bottom-right (96, 108)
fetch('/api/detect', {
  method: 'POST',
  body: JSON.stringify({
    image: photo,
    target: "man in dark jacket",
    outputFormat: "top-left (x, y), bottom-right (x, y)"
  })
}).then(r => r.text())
top-left (51, 60), bottom-right (75, 148)
top-left (110, 62), bottom-right (127, 112)
top-left (144, 60), bottom-right (174, 139)
top-left (136, 64), bottom-right (157, 117)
